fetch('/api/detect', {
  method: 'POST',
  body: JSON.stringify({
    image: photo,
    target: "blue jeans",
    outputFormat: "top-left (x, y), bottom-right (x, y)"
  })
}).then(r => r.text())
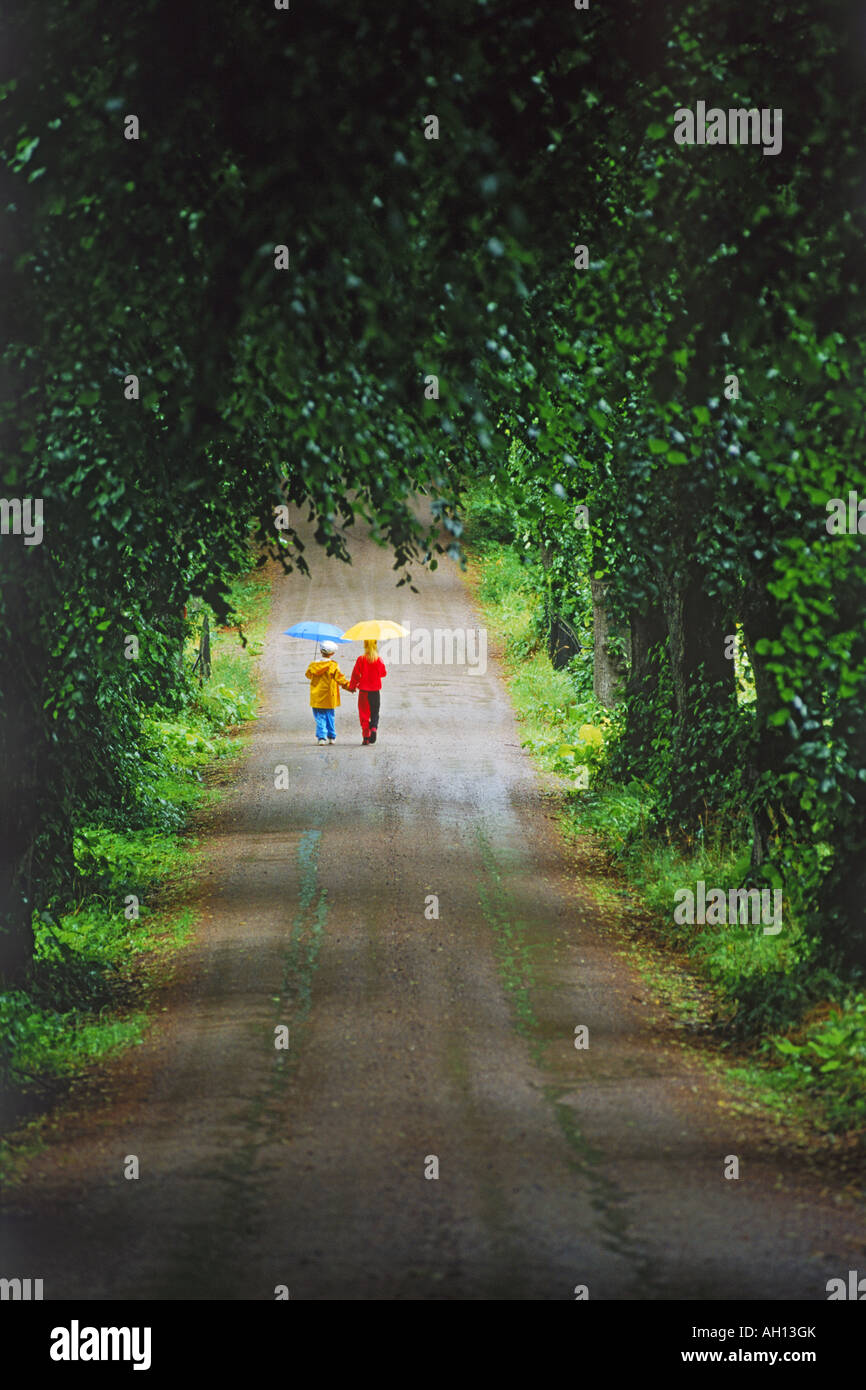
top-left (313, 708), bottom-right (336, 740)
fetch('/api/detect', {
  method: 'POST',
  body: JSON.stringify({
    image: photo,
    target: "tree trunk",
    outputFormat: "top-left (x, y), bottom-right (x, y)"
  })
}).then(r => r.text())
top-left (627, 598), bottom-right (667, 698)
top-left (591, 577), bottom-right (627, 707)
top-left (660, 564), bottom-right (733, 720)
top-left (741, 572), bottom-right (797, 869)
top-left (622, 597), bottom-right (669, 765)
top-left (0, 653), bottom-right (42, 983)
top-left (658, 559), bottom-right (737, 819)
top-left (199, 613), bottom-right (211, 683)
top-left (0, 554), bottom-right (59, 983)
top-left (823, 698), bottom-right (866, 969)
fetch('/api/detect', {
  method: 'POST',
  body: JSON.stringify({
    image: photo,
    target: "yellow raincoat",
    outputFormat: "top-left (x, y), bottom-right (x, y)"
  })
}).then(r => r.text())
top-left (305, 658), bottom-right (352, 708)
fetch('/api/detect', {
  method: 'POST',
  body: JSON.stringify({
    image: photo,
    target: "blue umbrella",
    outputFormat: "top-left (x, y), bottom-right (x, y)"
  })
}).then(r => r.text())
top-left (283, 621), bottom-right (351, 658)
top-left (283, 621), bottom-right (350, 643)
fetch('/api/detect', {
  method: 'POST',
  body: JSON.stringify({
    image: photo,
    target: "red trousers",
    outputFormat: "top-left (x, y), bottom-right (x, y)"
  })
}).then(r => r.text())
top-left (358, 689), bottom-right (381, 736)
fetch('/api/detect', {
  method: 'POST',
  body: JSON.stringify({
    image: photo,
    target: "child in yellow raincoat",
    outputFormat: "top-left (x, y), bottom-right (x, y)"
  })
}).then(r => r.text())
top-left (305, 640), bottom-right (353, 744)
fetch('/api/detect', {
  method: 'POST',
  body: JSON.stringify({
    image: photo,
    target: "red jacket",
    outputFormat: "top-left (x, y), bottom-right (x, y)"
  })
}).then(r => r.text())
top-left (349, 655), bottom-right (387, 692)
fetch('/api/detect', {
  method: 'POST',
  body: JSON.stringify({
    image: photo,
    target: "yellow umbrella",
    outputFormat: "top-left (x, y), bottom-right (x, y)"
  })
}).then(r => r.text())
top-left (341, 619), bottom-right (409, 641)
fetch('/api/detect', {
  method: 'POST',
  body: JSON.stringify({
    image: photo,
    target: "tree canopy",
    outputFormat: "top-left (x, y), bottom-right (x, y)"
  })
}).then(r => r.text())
top-left (1, 0), bottom-right (865, 976)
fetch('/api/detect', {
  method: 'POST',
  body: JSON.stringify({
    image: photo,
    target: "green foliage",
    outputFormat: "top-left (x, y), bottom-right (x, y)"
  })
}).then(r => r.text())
top-left (468, 520), bottom-right (866, 1137)
top-left (0, 2), bottom-right (462, 976)
top-left (463, 484), bottom-right (519, 548)
top-left (72, 828), bottom-right (187, 900)
top-left (771, 996), bottom-right (866, 1133)
top-left (725, 958), bottom-right (843, 1039)
top-left (0, 571), bottom-right (262, 1109)
top-left (476, 546), bottom-right (538, 610)
top-left (572, 784), bottom-right (655, 857)
top-left (0, 993), bottom-right (147, 1092)
top-left (194, 684), bottom-right (257, 730)
top-left (142, 717), bottom-right (220, 768)
top-left (454, 8), bottom-right (866, 967)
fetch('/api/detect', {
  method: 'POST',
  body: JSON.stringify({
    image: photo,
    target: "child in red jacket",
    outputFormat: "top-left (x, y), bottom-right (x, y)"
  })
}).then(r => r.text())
top-left (348, 640), bottom-right (387, 744)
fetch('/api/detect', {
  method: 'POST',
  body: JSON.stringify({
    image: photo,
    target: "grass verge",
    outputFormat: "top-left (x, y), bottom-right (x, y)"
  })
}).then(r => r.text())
top-left (464, 523), bottom-right (866, 1155)
top-left (0, 565), bottom-right (271, 1180)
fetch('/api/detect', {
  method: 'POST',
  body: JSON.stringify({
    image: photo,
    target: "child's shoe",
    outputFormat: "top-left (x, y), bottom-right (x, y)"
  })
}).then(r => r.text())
top-left (328, 737), bottom-right (336, 744)
top-left (369, 729), bottom-right (377, 744)
top-left (317, 738), bottom-right (327, 745)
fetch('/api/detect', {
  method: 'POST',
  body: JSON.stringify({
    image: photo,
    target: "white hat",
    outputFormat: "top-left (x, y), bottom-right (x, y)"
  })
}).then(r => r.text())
top-left (320, 640), bottom-right (337, 655)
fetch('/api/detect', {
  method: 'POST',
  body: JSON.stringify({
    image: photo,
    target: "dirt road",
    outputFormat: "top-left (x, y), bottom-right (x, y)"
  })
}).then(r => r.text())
top-left (2, 518), bottom-right (863, 1300)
